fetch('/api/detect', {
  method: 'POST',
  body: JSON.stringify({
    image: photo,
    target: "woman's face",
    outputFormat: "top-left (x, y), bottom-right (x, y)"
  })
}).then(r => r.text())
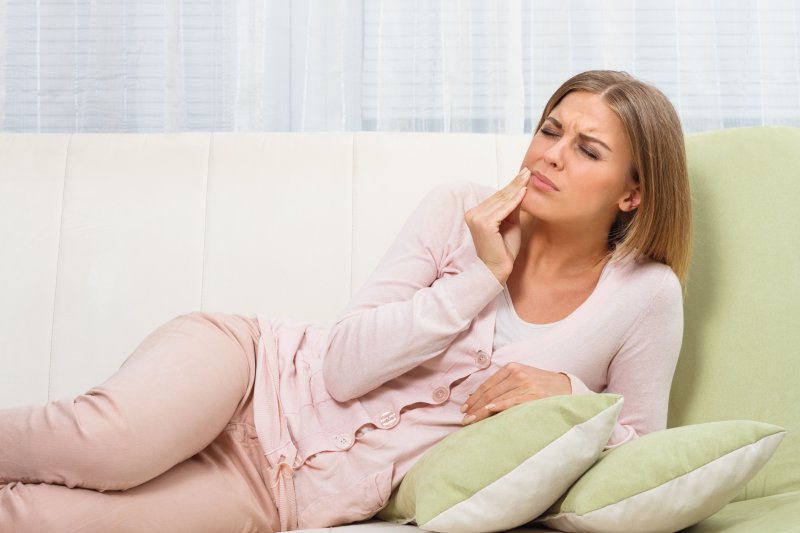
top-left (519, 90), bottom-right (639, 232)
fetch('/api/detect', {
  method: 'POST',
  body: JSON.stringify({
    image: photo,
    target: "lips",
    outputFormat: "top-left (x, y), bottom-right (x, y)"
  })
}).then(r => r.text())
top-left (531, 170), bottom-right (560, 192)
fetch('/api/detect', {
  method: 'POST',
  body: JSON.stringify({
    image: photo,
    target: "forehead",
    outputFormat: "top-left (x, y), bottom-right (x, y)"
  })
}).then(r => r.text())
top-left (549, 91), bottom-right (625, 138)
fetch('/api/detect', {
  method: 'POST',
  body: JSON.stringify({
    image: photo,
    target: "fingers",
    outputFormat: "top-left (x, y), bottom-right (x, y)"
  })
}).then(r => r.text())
top-left (460, 365), bottom-right (573, 426)
top-left (471, 168), bottom-right (530, 223)
top-left (465, 394), bottom-right (535, 425)
top-left (488, 167), bottom-right (531, 220)
top-left (460, 366), bottom-right (516, 420)
top-left (461, 386), bottom-right (524, 425)
top-left (508, 166), bottom-right (531, 189)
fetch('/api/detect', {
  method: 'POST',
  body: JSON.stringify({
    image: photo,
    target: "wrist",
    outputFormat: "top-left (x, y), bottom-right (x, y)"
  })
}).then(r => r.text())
top-left (488, 265), bottom-right (512, 284)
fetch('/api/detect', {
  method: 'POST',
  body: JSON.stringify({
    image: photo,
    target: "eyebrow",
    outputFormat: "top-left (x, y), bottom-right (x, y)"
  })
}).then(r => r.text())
top-left (545, 117), bottom-right (613, 153)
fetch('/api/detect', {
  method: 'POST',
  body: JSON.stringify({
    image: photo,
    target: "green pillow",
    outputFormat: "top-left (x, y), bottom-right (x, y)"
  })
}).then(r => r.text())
top-left (377, 393), bottom-right (624, 533)
top-left (537, 420), bottom-right (786, 533)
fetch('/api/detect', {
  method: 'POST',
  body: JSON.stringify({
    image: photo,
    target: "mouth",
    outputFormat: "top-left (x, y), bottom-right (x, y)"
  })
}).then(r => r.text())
top-left (531, 170), bottom-right (560, 192)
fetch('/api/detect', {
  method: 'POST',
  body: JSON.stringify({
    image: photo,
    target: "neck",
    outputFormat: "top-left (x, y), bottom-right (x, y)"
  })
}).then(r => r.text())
top-left (516, 211), bottom-right (611, 279)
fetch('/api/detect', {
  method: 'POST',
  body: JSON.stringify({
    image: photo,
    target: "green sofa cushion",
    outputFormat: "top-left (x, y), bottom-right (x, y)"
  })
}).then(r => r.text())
top-left (686, 490), bottom-right (800, 533)
top-left (671, 126), bottom-right (800, 500)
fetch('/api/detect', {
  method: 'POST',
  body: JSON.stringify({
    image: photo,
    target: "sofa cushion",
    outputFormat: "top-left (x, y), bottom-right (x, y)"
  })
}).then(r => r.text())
top-left (685, 490), bottom-right (800, 533)
top-left (377, 394), bottom-right (623, 533)
top-left (537, 420), bottom-right (785, 533)
top-left (671, 126), bottom-right (800, 500)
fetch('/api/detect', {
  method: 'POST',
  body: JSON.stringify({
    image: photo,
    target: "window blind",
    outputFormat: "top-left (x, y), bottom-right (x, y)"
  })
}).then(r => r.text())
top-left (1, 0), bottom-right (798, 133)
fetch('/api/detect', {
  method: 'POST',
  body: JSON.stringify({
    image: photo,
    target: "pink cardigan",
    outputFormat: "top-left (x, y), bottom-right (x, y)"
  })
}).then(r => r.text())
top-left (252, 180), bottom-right (684, 530)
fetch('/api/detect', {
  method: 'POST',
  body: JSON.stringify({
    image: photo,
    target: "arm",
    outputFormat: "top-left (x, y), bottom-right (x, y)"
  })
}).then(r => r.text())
top-left (457, 267), bottom-right (684, 435)
top-left (599, 269), bottom-right (685, 448)
top-left (322, 182), bottom-right (504, 402)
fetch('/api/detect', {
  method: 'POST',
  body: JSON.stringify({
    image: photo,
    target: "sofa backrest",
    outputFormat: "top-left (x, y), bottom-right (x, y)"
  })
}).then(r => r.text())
top-left (670, 126), bottom-right (800, 500)
top-left (1, 128), bottom-right (797, 501)
top-left (0, 132), bottom-right (529, 407)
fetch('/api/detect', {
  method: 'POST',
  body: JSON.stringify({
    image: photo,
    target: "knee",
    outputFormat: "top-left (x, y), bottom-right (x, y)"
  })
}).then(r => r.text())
top-left (63, 440), bottom-right (169, 491)
top-left (65, 393), bottom-right (173, 491)
top-left (0, 483), bottom-right (66, 532)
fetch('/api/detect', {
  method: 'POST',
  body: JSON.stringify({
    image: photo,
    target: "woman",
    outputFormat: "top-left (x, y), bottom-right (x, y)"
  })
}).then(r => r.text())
top-left (0, 70), bottom-right (691, 532)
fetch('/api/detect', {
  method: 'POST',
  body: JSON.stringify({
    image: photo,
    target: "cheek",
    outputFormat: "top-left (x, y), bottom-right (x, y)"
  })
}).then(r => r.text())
top-left (522, 136), bottom-right (547, 164)
top-left (587, 172), bottom-right (630, 209)
top-left (566, 166), bottom-right (623, 205)
top-left (520, 149), bottom-right (536, 170)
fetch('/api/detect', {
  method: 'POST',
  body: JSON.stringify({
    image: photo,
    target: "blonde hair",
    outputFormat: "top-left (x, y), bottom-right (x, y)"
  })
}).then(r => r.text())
top-left (536, 70), bottom-right (692, 281)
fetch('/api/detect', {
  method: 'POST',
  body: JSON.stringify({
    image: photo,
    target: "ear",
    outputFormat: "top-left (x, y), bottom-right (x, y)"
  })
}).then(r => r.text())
top-left (618, 184), bottom-right (641, 213)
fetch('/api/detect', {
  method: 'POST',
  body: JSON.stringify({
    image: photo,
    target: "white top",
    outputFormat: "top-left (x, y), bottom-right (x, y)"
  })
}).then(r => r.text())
top-left (493, 283), bottom-right (558, 352)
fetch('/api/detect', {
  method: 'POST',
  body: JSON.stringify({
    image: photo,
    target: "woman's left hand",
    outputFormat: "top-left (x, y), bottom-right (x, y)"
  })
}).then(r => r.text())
top-left (460, 362), bottom-right (572, 425)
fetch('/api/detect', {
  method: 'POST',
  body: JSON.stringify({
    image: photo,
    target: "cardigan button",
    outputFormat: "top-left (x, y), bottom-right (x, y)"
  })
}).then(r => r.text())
top-left (334, 433), bottom-right (353, 450)
top-left (476, 349), bottom-right (491, 369)
top-left (379, 410), bottom-right (399, 429)
top-left (432, 386), bottom-right (450, 403)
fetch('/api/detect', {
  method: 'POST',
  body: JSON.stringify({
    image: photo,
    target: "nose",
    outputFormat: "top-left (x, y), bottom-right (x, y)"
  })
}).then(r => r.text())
top-left (543, 138), bottom-right (565, 170)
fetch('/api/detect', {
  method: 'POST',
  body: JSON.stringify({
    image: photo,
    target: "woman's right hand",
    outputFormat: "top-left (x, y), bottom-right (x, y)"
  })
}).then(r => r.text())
top-left (464, 167), bottom-right (531, 284)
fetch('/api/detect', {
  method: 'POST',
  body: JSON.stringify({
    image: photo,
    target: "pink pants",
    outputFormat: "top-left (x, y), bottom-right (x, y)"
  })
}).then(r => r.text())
top-left (0, 312), bottom-right (282, 532)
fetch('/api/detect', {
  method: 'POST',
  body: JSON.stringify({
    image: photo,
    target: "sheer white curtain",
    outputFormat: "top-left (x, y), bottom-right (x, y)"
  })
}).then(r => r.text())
top-left (1, 0), bottom-right (798, 133)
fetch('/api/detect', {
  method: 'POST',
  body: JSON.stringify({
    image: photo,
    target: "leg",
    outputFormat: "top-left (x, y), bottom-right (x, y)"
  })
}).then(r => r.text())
top-left (0, 421), bottom-right (281, 533)
top-left (0, 312), bottom-right (260, 492)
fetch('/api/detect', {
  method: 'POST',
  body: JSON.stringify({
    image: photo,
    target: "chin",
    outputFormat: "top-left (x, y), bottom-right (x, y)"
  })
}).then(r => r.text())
top-left (520, 195), bottom-right (551, 220)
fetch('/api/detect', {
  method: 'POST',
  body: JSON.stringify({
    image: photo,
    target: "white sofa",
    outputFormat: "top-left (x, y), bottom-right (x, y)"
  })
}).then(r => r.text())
top-left (6, 129), bottom-right (800, 532)
top-left (0, 132), bottom-right (552, 532)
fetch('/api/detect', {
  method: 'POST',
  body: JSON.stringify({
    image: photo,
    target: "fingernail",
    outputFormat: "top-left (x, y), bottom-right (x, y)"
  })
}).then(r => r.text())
top-left (460, 403), bottom-right (468, 413)
top-left (462, 414), bottom-right (476, 425)
top-left (522, 167), bottom-right (531, 176)
top-left (485, 403), bottom-right (496, 411)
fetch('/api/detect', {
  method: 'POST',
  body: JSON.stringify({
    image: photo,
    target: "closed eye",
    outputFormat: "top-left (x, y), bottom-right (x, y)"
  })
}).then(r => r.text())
top-left (543, 115), bottom-right (612, 160)
top-left (580, 146), bottom-right (599, 160)
top-left (541, 128), bottom-right (600, 160)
